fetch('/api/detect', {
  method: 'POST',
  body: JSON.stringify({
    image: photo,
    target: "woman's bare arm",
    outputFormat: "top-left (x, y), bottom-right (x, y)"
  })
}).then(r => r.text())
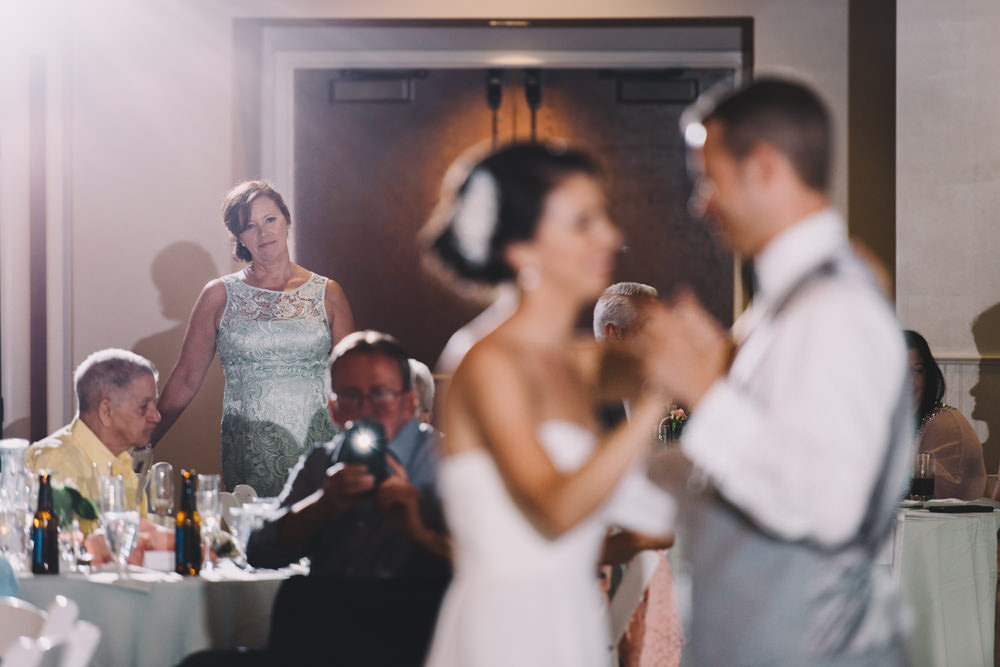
top-left (152, 280), bottom-right (227, 445)
top-left (325, 279), bottom-right (355, 346)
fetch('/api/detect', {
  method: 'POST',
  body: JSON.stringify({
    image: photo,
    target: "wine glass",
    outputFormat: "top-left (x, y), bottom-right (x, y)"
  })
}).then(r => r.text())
top-left (98, 475), bottom-right (139, 576)
top-left (197, 474), bottom-right (221, 570)
top-left (148, 462), bottom-right (174, 527)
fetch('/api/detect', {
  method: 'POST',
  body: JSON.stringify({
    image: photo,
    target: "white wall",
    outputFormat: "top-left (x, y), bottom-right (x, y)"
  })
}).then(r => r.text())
top-left (897, 0), bottom-right (1000, 471)
top-left (897, 0), bottom-right (1000, 356)
top-left (1, 1), bottom-right (848, 471)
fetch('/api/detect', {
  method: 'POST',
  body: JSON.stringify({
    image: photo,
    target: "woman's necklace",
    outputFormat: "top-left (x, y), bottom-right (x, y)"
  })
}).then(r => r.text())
top-left (919, 401), bottom-right (950, 432)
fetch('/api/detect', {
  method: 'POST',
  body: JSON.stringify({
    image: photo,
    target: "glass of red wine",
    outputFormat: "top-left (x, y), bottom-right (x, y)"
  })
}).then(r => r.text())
top-left (908, 452), bottom-right (935, 501)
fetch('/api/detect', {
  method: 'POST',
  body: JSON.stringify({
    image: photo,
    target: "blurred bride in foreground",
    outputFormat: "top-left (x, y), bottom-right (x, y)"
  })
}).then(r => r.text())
top-left (422, 142), bottom-right (675, 667)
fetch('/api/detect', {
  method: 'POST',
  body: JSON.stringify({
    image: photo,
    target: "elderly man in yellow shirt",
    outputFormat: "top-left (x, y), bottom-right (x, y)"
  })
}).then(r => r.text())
top-left (26, 348), bottom-right (161, 534)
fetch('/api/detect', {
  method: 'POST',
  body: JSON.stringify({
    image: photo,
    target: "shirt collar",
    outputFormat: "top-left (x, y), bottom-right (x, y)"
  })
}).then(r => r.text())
top-left (387, 417), bottom-right (425, 463)
top-left (753, 208), bottom-right (847, 307)
top-left (71, 417), bottom-right (135, 472)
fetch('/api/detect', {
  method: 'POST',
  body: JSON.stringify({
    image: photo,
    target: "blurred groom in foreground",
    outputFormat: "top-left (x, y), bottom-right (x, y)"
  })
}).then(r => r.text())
top-left (646, 78), bottom-right (912, 665)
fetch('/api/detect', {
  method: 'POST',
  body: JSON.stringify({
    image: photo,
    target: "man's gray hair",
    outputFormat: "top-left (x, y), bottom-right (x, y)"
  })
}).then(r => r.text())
top-left (74, 348), bottom-right (158, 414)
top-left (593, 282), bottom-right (659, 340)
top-left (409, 358), bottom-right (435, 416)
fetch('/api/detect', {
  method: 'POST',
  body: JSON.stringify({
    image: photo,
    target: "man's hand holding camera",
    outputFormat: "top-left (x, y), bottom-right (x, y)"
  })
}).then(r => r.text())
top-left (377, 456), bottom-right (452, 561)
top-left (375, 456), bottom-right (423, 539)
top-left (319, 461), bottom-right (376, 517)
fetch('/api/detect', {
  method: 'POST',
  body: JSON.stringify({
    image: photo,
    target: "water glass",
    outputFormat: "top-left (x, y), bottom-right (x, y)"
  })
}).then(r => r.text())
top-left (93, 461), bottom-right (114, 481)
top-left (59, 518), bottom-right (84, 573)
top-left (0, 439), bottom-right (30, 503)
top-left (101, 510), bottom-right (140, 575)
top-left (98, 475), bottom-right (138, 575)
top-left (0, 440), bottom-right (29, 570)
top-left (148, 462), bottom-right (174, 526)
top-left (197, 474), bottom-right (222, 568)
top-left (0, 500), bottom-right (28, 572)
top-left (98, 474), bottom-right (125, 514)
top-left (227, 503), bottom-right (269, 570)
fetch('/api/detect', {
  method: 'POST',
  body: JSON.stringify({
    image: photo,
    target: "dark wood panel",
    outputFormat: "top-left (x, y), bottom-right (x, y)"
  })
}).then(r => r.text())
top-left (293, 67), bottom-right (734, 369)
top-left (294, 69), bottom-right (513, 368)
top-left (522, 68), bottom-right (734, 328)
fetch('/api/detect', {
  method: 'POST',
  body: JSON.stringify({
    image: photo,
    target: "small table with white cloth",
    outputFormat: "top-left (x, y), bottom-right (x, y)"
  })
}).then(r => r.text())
top-left (15, 562), bottom-right (298, 667)
top-left (880, 508), bottom-right (1000, 667)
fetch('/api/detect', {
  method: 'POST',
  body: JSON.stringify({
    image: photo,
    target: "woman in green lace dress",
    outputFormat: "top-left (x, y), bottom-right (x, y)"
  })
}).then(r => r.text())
top-left (153, 181), bottom-right (355, 496)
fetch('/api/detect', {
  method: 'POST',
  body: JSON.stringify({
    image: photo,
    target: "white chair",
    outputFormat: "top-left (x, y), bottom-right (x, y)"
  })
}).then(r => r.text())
top-left (2, 635), bottom-right (69, 667)
top-left (2, 635), bottom-right (47, 667)
top-left (59, 620), bottom-right (100, 667)
top-left (6, 620), bottom-right (101, 667)
top-left (232, 484), bottom-right (258, 505)
top-left (220, 492), bottom-right (239, 529)
top-left (39, 596), bottom-right (79, 644)
top-left (0, 597), bottom-right (47, 656)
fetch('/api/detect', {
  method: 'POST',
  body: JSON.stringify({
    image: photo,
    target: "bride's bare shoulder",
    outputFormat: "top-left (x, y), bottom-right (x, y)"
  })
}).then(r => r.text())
top-left (455, 333), bottom-right (513, 376)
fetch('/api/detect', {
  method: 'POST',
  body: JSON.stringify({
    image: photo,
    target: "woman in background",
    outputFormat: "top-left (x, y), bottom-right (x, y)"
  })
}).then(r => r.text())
top-left (905, 329), bottom-right (986, 500)
top-left (423, 143), bottom-right (675, 667)
top-left (153, 181), bottom-right (354, 496)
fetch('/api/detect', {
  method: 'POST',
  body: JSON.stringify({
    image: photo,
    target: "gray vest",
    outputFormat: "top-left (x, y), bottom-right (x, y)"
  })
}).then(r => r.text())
top-left (684, 252), bottom-right (912, 666)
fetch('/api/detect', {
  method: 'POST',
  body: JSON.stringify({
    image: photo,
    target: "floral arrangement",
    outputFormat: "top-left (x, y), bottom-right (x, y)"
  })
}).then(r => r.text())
top-left (52, 484), bottom-right (98, 527)
top-left (658, 407), bottom-right (688, 443)
top-left (209, 530), bottom-right (240, 560)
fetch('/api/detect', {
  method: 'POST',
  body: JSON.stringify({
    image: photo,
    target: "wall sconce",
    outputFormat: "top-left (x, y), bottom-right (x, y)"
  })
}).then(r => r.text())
top-left (523, 68), bottom-right (542, 142)
top-left (486, 69), bottom-right (504, 148)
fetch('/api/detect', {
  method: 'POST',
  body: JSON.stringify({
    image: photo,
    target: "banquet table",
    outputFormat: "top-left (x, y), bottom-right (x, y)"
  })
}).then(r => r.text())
top-left (15, 562), bottom-right (297, 667)
top-left (881, 508), bottom-right (1000, 667)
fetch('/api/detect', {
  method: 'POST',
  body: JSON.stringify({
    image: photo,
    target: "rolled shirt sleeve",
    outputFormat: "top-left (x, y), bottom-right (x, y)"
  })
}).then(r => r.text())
top-left (681, 279), bottom-right (908, 548)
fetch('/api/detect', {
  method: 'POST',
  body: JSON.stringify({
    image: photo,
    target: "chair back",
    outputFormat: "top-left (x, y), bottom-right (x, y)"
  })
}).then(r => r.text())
top-left (2, 635), bottom-right (46, 667)
top-left (40, 596), bottom-right (79, 643)
top-left (2, 635), bottom-right (71, 667)
top-left (0, 597), bottom-right (47, 655)
top-left (219, 492), bottom-right (239, 530)
top-left (59, 621), bottom-right (100, 667)
top-left (232, 485), bottom-right (257, 505)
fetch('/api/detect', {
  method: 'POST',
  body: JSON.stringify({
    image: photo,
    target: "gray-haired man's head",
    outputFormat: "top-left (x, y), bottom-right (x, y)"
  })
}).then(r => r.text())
top-left (409, 358), bottom-right (435, 424)
top-left (593, 282), bottom-right (659, 343)
top-left (74, 348), bottom-right (160, 454)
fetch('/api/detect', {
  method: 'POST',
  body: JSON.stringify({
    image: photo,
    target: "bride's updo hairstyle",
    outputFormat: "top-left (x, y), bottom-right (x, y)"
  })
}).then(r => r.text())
top-left (425, 142), bottom-right (600, 286)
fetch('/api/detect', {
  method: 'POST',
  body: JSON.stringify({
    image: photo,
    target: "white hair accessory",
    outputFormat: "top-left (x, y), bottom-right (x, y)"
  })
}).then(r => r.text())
top-left (451, 169), bottom-right (499, 267)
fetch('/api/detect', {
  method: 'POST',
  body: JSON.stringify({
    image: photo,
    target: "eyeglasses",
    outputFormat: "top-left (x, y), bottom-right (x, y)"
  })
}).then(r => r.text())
top-left (331, 387), bottom-right (405, 410)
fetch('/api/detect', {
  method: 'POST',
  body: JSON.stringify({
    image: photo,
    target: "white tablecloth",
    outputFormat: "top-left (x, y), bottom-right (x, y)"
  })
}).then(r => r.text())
top-left (16, 563), bottom-right (292, 667)
top-left (884, 509), bottom-right (1000, 667)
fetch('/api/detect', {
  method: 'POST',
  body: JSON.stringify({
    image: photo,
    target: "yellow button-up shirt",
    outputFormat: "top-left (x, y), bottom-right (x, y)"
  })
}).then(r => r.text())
top-left (25, 418), bottom-right (147, 534)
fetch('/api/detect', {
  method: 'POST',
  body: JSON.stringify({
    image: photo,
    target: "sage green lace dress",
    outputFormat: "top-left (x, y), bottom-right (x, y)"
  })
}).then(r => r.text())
top-left (216, 272), bottom-right (337, 496)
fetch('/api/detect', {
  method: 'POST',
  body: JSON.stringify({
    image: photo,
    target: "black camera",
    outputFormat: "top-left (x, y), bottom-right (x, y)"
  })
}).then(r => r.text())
top-left (335, 419), bottom-right (389, 484)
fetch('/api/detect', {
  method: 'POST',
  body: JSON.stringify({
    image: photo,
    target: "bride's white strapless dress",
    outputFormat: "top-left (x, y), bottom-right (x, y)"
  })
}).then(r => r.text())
top-left (425, 420), bottom-right (675, 667)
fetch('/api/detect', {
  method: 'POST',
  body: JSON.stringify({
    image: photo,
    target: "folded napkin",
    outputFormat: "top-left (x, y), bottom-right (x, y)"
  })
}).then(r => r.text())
top-left (88, 566), bottom-right (183, 592)
top-left (923, 498), bottom-right (997, 513)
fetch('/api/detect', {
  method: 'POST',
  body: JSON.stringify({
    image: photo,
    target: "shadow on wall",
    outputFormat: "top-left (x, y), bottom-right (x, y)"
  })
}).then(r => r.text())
top-left (132, 241), bottom-right (224, 483)
top-left (3, 418), bottom-right (31, 440)
top-left (971, 302), bottom-right (1000, 476)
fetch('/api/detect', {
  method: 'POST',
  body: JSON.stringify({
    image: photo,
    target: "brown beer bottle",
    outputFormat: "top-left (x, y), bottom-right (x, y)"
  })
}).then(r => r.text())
top-left (31, 472), bottom-right (59, 574)
top-left (174, 469), bottom-right (202, 576)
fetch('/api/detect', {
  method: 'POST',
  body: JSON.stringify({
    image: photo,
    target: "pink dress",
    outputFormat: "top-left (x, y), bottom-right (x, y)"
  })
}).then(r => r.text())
top-left (619, 551), bottom-right (684, 667)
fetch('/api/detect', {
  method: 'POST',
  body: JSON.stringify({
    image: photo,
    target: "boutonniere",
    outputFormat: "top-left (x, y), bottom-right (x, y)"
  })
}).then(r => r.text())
top-left (658, 407), bottom-right (689, 443)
